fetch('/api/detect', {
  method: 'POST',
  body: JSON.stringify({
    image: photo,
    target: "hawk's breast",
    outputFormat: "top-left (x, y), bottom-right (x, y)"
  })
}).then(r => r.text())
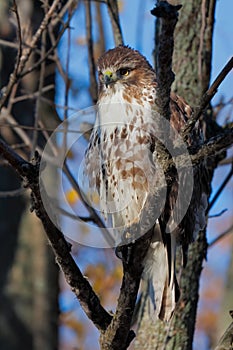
top-left (84, 92), bottom-right (163, 235)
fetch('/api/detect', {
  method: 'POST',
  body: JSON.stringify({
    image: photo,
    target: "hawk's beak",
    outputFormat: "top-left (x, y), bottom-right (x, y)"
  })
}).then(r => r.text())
top-left (103, 70), bottom-right (116, 86)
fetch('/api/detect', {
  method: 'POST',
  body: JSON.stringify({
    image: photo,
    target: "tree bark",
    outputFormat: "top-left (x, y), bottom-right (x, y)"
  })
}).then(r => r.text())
top-left (135, 1), bottom-right (218, 349)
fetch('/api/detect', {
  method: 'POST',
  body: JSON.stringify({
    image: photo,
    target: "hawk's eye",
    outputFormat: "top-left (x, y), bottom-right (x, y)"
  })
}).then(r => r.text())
top-left (118, 68), bottom-right (130, 76)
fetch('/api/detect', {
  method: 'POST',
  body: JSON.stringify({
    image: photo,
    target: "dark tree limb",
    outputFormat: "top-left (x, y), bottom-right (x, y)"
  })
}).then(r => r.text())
top-left (152, 1), bottom-right (182, 121)
top-left (190, 129), bottom-right (233, 164)
top-left (100, 230), bottom-right (153, 350)
top-left (155, 129), bottom-right (233, 172)
top-left (0, 138), bottom-right (112, 332)
top-left (106, 0), bottom-right (124, 46)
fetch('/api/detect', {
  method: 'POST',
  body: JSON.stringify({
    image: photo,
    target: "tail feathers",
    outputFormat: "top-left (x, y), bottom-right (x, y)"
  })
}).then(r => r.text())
top-left (142, 227), bottom-right (179, 322)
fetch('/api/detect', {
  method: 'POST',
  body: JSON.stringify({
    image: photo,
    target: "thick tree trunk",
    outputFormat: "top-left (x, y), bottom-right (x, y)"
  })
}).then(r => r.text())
top-left (135, 1), bottom-right (218, 349)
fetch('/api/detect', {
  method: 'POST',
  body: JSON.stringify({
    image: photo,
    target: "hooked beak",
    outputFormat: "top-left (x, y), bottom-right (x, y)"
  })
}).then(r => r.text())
top-left (103, 70), bottom-right (116, 87)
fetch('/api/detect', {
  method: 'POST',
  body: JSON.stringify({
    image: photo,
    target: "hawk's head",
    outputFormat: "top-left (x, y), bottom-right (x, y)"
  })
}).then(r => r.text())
top-left (97, 46), bottom-right (156, 95)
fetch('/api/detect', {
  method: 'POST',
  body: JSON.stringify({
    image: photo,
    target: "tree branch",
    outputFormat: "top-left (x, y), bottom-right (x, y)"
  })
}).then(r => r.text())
top-left (182, 56), bottom-right (233, 140)
top-left (106, 0), bottom-right (123, 46)
top-left (208, 161), bottom-right (233, 212)
top-left (215, 311), bottom-right (233, 350)
top-left (85, 0), bottom-right (98, 103)
top-left (151, 0), bottom-right (182, 121)
top-left (156, 129), bottom-right (233, 172)
top-left (0, 0), bottom-right (62, 110)
top-left (100, 230), bottom-right (153, 350)
top-left (0, 137), bottom-right (112, 332)
top-left (209, 225), bottom-right (233, 248)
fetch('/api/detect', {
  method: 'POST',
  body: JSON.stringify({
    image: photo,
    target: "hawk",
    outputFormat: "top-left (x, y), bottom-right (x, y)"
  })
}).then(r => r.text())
top-left (84, 46), bottom-right (208, 321)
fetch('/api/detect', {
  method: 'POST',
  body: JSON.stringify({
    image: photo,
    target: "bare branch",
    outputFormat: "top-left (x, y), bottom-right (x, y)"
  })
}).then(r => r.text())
top-left (0, 137), bottom-right (112, 331)
top-left (0, 0), bottom-right (62, 110)
top-left (19, 22), bottom-right (69, 79)
top-left (208, 161), bottom-right (233, 212)
top-left (85, 0), bottom-right (98, 103)
top-left (219, 156), bottom-right (233, 166)
top-left (106, 0), bottom-right (124, 46)
top-left (182, 56), bottom-right (233, 140)
top-left (12, 0), bottom-right (23, 75)
top-left (208, 209), bottom-right (227, 218)
top-left (0, 187), bottom-right (26, 198)
top-left (190, 129), bottom-right (233, 165)
top-left (11, 84), bottom-right (54, 103)
top-left (31, 30), bottom-right (46, 157)
top-left (215, 311), bottom-right (233, 350)
top-left (0, 121), bottom-right (82, 134)
top-left (0, 39), bottom-right (19, 49)
top-left (209, 224), bottom-right (233, 248)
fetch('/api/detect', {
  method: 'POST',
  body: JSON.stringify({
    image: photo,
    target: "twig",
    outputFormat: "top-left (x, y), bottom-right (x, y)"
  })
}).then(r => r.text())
top-left (85, 0), bottom-right (98, 103)
top-left (60, 8), bottom-right (72, 161)
top-left (0, 187), bottom-right (26, 198)
top-left (1, 108), bottom-right (32, 148)
top-left (31, 30), bottom-right (46, 157)
top-left (19, 21), bottom-right (69, 79)
top-left (208, 162), bottom-right (233, 212)
top-left (182, 56), bottom-right (233, 140)
top-left (11, 84), bottom-right (54, 103)
top-left (106, 0), bottom-right (123, 46)
top-left (0, 39), bottom-right (19, 49)
top-left (0, 121), bottom-right (82, 134)
top-left (0, 0), bottom-right (61, 110)
top-left (0, 137), bottom-right (112, 331)
top-left (12, 0), bottom-right (23, 76)
top-left (51, 0), bottom-right (80, 27)
top-left (208, 209), bottom-right (227, 218)
top-left (219, 156), bottom-right (233, 166)
top-left (209, 224), bottom-right (233, 248)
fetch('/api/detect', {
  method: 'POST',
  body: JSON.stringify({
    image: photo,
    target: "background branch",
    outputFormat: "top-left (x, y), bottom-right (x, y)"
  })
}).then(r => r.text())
top-left (215, 311), bottom-right (233, 350)
top-left (182, 56), bottom-right (233, 140)
top-left (106, 0), bottom-right (123, 46)
top-left (85, 0), bottom-right (98, 103)
top-left (0, 0), bottom-right (62, 110)
top-left (0, 138), bottom-right (112, 332)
